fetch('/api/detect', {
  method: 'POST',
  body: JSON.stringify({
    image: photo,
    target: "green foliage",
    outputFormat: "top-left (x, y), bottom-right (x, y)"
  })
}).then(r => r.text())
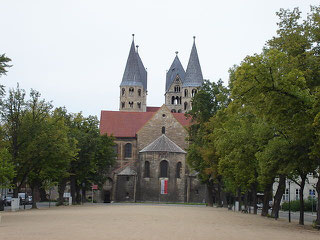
top-left (281, 199), bottom-right (318, 212)
top-left (0, 148), bottom-right (15, 188)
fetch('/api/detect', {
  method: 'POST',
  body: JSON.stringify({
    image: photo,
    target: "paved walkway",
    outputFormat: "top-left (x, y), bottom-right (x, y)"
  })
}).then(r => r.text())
top-left (0, 204), bottom-right (319, 240)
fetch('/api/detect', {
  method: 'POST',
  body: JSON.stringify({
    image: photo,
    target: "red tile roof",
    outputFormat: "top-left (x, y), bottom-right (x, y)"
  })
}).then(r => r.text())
top-left (173, 113), bottom-right (192, 126)
top-left (146, 106), bottom-right (160, 112)
top-left (100, 111), bottom-right (155, 137)
top-left (100, 109), bottom-right (192, 138)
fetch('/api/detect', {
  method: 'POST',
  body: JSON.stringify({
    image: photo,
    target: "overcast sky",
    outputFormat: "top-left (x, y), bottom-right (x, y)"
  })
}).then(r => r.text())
top-left (1, 0), bottom-right (319, 117)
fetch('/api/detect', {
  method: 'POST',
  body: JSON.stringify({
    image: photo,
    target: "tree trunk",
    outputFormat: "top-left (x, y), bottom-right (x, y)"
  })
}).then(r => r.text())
top-left (31, 184), bottom-right (38, 209)
top-left (206, 184), bottom-right (214, 207)
top-left (221, 190), bottom-right (228, 208)
top-left (271, 175), bottom-right (286, 219)
top-left (57, 178), bottom-right (67, 206)
top-left (299, 175), bottom-right (306, 225)
top-left (244, 192), bottom-right (248, 211)
top-left (39, 186), bottom-right (48, 202)
top-left (237, 188), bottom-right (242, 211)
top-left (261, 182), bottom-right (273, 216)
top-left (82, 188), bottom-right (86, 204)
top-left (316, 175), bottom-right (320, 225)
top-left (70, 175), bottom-right (76, 205)
top-left (216, 181), bottom-right (222, 207)
top-left (75, 184), bottom-right (81, 204)
top-left (251, 183), bottom-right (258, 214)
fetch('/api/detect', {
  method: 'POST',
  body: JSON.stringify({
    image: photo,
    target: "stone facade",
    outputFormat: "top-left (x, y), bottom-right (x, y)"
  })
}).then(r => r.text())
top-left (119, 86), bottom-right (147, 112)
top-left (137, 105), bottom-right (188, 151)
top-left (99, 36), bottom-right (206, 203)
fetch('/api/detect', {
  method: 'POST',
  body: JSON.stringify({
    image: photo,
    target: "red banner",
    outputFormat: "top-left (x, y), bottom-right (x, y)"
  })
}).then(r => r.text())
top-left (92, 185), bottom-right (98, 190)
top-left (161, 179), bottom-right (168, 194)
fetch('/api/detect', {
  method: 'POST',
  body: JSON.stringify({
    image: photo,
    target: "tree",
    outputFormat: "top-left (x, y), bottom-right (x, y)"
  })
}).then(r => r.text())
top-left (186, 80), bottom-right (229, 206)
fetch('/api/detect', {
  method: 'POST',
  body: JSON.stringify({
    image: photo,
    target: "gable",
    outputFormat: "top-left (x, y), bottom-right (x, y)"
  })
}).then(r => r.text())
top-left (137, 105), bottom-right (190, 151)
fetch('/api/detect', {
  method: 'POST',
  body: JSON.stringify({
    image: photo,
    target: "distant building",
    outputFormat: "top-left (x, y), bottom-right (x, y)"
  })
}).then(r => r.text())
top-left (272, 174), bottom-right (318, 204)
top-left (98, 35), bottom-right (206, 203)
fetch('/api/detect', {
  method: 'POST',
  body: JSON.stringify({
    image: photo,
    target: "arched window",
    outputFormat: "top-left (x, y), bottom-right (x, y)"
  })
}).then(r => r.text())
top-left (122, 88), bottom-right (125, 96)
top-left (184, 102), bottom-right (188, 110)
top-left (176, 162), bottom-right (182, 178)
top-left (124, 143), bottom-right (132, 158)
top-left (129, 87), bottom-right (134, 96)
top-left (171, 109), bottom-right (176, 113)
top-left (137, 102), bottom-right (141, 109)
top-left (177, 109), bottom-right (182, 113)
top-left (178, 97), bottom-right (181, 105)
top-left (160, 160), bottom-right (168, 178)
top-left (162, 126), bottom-right (165, 134)
top-left (121, 102), bottom-right (125, 109)
top-left (138, 89), bottom-right (141, 97)
top-left (174, 85), bottom-right (180, 93)
top-left (171, 96), bottom-right (175, 105)
top-left (192, 89), bottom-right (197, 97)
top-left (144, 161), bottom-right (150, 178)
top-left (129, 101), bottom-right (133, 108)
top-left (184, 89), bottom-right (188, 97)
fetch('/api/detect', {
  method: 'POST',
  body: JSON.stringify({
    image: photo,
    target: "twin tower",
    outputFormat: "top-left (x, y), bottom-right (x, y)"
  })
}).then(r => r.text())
top-left (119, 35), bottom-right (203, 113)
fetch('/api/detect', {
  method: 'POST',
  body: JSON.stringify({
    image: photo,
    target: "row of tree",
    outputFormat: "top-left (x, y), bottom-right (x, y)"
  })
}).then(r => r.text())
top-left (0, 56), bottom-right (116, 208)
top-left (187, 6), bottom-right (320, 225)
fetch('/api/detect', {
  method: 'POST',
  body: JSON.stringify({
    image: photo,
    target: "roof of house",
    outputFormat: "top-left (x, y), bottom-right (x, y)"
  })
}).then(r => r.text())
top-left (183, 37), bottom-right (203, 88)
top-left (120, 38), bottom-right (147, 89)
top-left (140, 134), bottom-right (186, 153)
top-left (117, 165), bottom-right (137, 175)
top-left (100, 108), bottom-right (191, 138)
top-left (146, 106), bottom-right (160, 112)
top-left (165, 55), bottom-right (185, 92)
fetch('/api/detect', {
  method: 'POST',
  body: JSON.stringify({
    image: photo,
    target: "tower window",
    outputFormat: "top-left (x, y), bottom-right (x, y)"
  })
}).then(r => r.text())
top-left (162, 126), bottom-right (165, 134)
top-left (137, 102), bottom-right (141, 109)
top-left (192, 89), bottom-right (197, 97)
top-left (176, 162), bottom-right (182, 178)
top-left (144, 161), bottom-right (150, 178)
top-left (160, 160), bottom-right (168, 178)
top-left (122, 88), bottom-right (125, 96)
top-left (174, 85), bottom-right (180, 93)
top-left (171, 96), bottom-right (175, 105)
top-left (178, 109), bottom-right (182, 113)
top-left (184, 102), bottom-right (188, 110)
top-left (171, 109), bottom-right (176, 113)
top-left (184, 89), bottom-right (188, 97)
top-left (121, 102), bottom-right (125, 109)
top-left (138, 89), bottom-right (141, 96)
top-left (124, 143), bottom-right (132, 158)
top-left (129, 101), bottom-right (133, 108)
top-left (129, 87), bottom-right (134, 96)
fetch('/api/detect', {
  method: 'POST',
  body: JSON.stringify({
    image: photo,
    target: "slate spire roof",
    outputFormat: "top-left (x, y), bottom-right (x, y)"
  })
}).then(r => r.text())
top-left (140, 134), bottom-right (186, 154)
top-left (183, 37), bottom-right (203, 87)
top-left (165, 53), bottom-right (185, 92)
top-left (120, 35), bottom-right (147, 90)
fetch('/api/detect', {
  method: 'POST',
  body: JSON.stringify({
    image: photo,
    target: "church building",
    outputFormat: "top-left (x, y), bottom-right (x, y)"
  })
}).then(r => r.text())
top-left (99, 35), bottom-right (206, 203)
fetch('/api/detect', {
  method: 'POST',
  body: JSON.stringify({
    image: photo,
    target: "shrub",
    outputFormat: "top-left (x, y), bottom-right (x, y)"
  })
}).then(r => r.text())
top-left (281, 199), bottom-right (318, 212)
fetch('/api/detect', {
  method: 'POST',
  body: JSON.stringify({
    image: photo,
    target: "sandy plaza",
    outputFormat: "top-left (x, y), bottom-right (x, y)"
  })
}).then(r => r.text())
top-left (0, 204), bottom-right (319, 240)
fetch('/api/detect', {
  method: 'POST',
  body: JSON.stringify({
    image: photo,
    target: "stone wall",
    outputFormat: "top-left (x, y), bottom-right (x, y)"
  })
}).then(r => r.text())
top-left (137, 105), bottom-right (188, 151)
top-left (114, 138), bottom-right (137, 168)
top-left (119, 86), bottom-right (147, 112)
top-left (137, 152), bottom-right (186, 202)
top-left (115, 175), bottom-right (136, 201)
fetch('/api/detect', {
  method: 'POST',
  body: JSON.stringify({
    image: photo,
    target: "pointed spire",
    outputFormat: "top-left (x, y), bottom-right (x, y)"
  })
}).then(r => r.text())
top-left (120, 35), bottom-right (147, 89)
top-left (183, 37), bottom-right (203, 87)
top-left (165, 52), bottom-right (185, 92)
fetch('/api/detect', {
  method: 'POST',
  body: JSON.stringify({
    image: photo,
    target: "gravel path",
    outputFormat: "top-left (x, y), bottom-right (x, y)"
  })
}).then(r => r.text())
top-left (0, 204), bottom-right (319, 240)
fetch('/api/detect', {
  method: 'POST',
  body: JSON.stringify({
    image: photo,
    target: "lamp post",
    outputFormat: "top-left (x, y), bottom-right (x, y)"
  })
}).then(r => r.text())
top-left (288, 180), bottom-right (291, 223)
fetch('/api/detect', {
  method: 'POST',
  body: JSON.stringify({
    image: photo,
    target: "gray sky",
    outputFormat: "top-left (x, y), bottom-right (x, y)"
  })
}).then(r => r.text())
top-left (1, 0), bottom-right (319, 117)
